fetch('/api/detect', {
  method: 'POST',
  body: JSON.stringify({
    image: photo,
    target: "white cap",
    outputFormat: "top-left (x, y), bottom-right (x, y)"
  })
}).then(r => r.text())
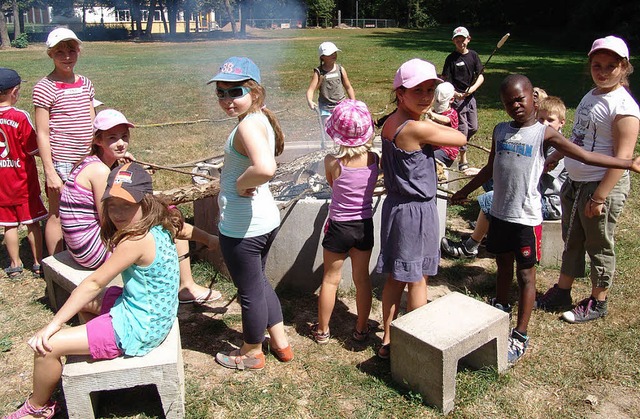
top-left (452, 26), bottom-right (470, 39)
top-left (588, 35), bottom-right (629, 59)
top-left (433, 82), bottom-right (455, 113)
top-left (46, 27), bottom-right (81, 48)
top-left (318, 42), bottom-right (341, 57)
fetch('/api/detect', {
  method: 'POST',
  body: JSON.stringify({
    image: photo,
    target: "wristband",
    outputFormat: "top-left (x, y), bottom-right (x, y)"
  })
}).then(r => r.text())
top-left (589, 195), bottom-right (605, 205)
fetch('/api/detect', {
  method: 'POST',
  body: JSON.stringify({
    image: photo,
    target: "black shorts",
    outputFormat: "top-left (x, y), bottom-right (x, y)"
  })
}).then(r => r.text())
top-left (322, 218), bottom-right (374, 254)
top-left (486, 217), bottom-right (542, 269)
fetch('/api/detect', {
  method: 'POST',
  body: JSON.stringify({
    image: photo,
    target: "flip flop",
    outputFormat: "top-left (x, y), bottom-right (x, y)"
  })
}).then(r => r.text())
top-left (32, 263), bottom-right (42, 277)
top-left (179, 288), bottom-right (222, 304)
top-left (4, 265), bottom-right (23, 279)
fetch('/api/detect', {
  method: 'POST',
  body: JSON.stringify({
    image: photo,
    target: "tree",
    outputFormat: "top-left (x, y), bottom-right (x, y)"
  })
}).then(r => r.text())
top-left (0, 4), bottom-right (10, 48)
top-left (306, 0), bottom-right (334, 27)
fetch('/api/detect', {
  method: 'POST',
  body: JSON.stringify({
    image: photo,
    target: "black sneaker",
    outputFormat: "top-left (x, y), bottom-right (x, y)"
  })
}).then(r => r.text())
top-left (562, 296), bottom-right (607, 323)
top-left (490, 297), bottom-right (513, 316)
top-left (441, 237), bottom-right (478, 259)
top-left (535, 284), bottom-right (572, 311)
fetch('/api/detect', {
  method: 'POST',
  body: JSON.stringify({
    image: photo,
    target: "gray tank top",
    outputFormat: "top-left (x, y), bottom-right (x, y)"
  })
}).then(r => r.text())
top-left (316, 64), bottom-right (346, 111)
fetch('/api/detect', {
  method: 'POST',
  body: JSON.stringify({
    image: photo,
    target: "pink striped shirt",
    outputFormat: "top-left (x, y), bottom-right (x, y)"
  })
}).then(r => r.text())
top-left (32, 75), bottom-right (95, 164)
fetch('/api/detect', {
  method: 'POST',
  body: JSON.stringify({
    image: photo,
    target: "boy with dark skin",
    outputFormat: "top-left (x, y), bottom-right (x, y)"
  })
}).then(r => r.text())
top-left (451, 74), bottom-right (640, 364)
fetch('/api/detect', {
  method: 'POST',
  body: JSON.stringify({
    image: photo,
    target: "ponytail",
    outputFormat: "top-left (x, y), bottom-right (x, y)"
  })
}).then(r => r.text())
top-left (243, 79), bottom-right (285, 156)
top-left (262, 106), bottom-right (285, 156)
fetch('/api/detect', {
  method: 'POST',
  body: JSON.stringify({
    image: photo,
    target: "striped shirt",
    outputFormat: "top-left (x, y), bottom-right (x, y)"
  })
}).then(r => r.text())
top-left (60, 155), bottom-right (110, 268)
top-left (32, 75), bottom-right (95, 164)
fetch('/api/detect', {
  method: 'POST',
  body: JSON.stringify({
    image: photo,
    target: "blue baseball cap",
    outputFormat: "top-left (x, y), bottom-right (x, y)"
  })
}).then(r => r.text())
top-left (207, 56), bottom-right (261, 84)
top-left (0, 68), bottom-right (22, 91)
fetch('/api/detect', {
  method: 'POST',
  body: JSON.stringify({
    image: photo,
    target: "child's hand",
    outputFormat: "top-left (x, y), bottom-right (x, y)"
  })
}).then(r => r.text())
top-left (308, 101), bottom-right (317, 111)
top-left (237, 186), bottom-right (257, 197)
top-left (45, 172), bottom-right (64, 195)
top-left (544, 154), bottom-right (560, 173)
top-left (630, 156), bottom-right (640, 174)
top-left (450, 190), bottom-right (469, 205)
top-left (206, 234), bottom-right (220, 251)
top-left (27, 321), bottom-right (62, 355)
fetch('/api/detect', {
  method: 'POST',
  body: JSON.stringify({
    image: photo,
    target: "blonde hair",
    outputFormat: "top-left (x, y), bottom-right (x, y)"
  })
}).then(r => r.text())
top-left (537, 96), bottom-right (566, 120)
top-left (47, 39), bottom-right (81, 53)
top-left (533, 87), bottom-right (548, 103)
top-left (237, 79), bottom-right (285, 156)
top-left (100, 195), bottom-right (183, 249)
top-left (333, 139), bottom-right (373, 159)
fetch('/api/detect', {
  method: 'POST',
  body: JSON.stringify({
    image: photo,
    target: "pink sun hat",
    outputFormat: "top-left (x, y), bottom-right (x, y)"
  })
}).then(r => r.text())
top-left (325, 99), bottom-right (374, 147)
top-left (588, 35), bottom-right (629, 59)
top-left (393, 58), bottom-right (442, 90)
top-left (93, 109), bottom-right (135, 133)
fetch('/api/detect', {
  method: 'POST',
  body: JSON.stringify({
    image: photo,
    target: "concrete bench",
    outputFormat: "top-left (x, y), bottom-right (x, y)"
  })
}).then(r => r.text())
top-left (42, 250), bottom-right (122, 312)
top-left (390, 292), bottom-right (509, 414)
top-left (541, 219), bottom-right (563, 267)
top-left (62, 319), bottom-right (185, 418)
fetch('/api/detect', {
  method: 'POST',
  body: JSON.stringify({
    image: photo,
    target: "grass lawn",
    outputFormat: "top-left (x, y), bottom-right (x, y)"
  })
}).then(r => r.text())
top-left (1, 27), bottom-right (640, 418)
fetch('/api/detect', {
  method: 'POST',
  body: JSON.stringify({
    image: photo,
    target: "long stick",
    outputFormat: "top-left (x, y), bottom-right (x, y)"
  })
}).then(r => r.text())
top-left (465, 33), bottom-right (510, 94)
top-left (135, 159), bottom-right (219, 181)
top-left (315, 107), bottom-right (327, 150)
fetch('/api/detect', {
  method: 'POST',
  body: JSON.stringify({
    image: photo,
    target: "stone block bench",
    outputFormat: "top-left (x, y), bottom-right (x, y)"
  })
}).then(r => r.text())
top-left (62, 319), bottom-right (185, 418)
top-left (541, 219), bottom-right (563, 267)
top-left (42, 250), bottom-right (122, 312)
top-left (390, 292), bottom-right (509, 414)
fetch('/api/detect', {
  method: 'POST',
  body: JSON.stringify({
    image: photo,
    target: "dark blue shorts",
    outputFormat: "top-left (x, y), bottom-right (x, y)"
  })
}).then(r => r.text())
top-left (322, 218), bottom-right (374, 254)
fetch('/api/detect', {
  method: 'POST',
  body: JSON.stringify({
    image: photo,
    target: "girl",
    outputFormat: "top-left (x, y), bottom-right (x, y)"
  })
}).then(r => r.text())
top-left (536, 36), bottom-right (640, 323)
top-left (306, 41), bottom-right (356, 127)
top-left (4, 162), bottom-right (181, 419)
top-left (310, 99), bottom-right (378, 344)
top-left (208, 57), bottom-right (293, 370)
top-left (59, 108), bottom-right (221, 304)
top-left (376, 59), bottom-right (466, 359)
top-left (33, 27), bottom-right (96, 256)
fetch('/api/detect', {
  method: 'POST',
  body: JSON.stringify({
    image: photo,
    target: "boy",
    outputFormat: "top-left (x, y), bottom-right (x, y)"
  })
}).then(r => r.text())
top-left (442, 95), bottom-right (568, 259)
top-left (0, 68), bottom-right (48, 277)
top-left (442, 26), bottom-right (485, 171)
top-left (451, 75), bottom-right (640, 365)
top-left (427, 81), bottom-right (460, 168)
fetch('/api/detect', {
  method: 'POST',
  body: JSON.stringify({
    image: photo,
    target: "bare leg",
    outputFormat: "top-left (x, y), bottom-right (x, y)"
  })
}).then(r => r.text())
top-left (26, 222), bottom-right (44, 268)
top-left (45, 192), bottom-right (63, 255)
top-left (406, 276), bottom-right (428, 312)
top-left (471, 211), bottom-right (490, 243)
top-left (381, 276), bottom-right (406, 346)
top-left (515, 265), bottom-right (536, 333)
top-left (316, 249), bottom-right (347, 334)
top-left (349, 248), bottom-right (373, 333)
top-left (495, 253), bottom-right (515, 306)
top-left (4, 226), bottom-right (22, 269)
top-left (30, 325), bottom-right (91, 407)
top-left (176, 239), bottom-right (220, 302)
top-left (266, 321), bottom-right (289, 352)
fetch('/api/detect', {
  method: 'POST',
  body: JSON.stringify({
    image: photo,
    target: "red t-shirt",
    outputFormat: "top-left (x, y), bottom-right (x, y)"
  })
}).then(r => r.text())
top-left (0, 106), bottom-right (41, 205)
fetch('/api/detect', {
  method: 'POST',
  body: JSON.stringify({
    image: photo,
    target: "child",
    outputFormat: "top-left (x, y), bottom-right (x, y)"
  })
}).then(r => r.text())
top-left (427, 81), bottom-right (460, 167)
top-left (450, 74), bottom-right (640, 365)
top-left (306, 41), bottom-right (356, 126)
top-left (442, 26), bottom-right (485, 171)
top-left (4, 162), bottom-right (181, 419)
top-left (376, 59), bottom-right (467, 359)
top-left (33, 27), bottom-right (95, 256)
top-left (208, 57), bottom-right (293, 370)
top-left (442, 95), bottom-right (568, 259)
top-left (0, 68), bottom-right (48, 278)
top-left (59, 108), bottom-right (221, 303)
top-left (536, 36), bottom-right (640, 323)
top-left (310, 99), bottom-right (378, 344)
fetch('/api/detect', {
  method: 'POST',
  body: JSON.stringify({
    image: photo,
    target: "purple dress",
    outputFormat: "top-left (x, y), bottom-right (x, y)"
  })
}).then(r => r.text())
top-left (375, 121), bottom-right (440, 282)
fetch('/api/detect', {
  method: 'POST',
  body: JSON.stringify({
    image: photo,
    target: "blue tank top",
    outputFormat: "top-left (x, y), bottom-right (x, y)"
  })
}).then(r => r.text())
top-left (218, 113), bottom-right (280, 238)
top-left (381, 121), bottom-right (437, 201)
top-left (110, 225), bottom-right (179, 356)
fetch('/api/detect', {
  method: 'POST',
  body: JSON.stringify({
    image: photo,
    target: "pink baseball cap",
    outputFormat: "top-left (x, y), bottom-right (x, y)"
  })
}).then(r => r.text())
top-left (325, 99), bottom-right (374, 147)
top-left (393, 58), bottom-right (442, 90)
top-left (588, 35), bottom-right (629, 59)
top-left (93, 109), bottom-right (135, 133)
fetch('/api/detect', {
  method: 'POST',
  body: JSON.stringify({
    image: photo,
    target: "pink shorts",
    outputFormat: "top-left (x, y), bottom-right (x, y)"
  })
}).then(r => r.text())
top-left (85, 286), bottom-right (124, 360)
top-left (0, 195), bottom-right (48, 226)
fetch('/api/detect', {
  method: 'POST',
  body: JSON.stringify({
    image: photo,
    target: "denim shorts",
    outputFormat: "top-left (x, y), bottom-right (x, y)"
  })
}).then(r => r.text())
top-left (53, 160), bottom-right (75, 183)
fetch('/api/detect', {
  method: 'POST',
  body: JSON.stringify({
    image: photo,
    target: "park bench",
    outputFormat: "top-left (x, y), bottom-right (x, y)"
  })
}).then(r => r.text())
top-left (41, 251), bottom-right (185, 418)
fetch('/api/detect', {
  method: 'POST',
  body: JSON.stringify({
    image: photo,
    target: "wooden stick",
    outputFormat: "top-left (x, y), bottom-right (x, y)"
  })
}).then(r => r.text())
top-left (135, 159), bottom-right (219, 181)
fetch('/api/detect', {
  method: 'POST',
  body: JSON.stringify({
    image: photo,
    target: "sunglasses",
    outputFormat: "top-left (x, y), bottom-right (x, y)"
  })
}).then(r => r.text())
top-left (216, 86), bottom-right (251, 100)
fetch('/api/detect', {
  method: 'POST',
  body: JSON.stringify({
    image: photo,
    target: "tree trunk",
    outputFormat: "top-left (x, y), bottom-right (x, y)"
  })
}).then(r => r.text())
top-left (166, 0), bottom-right (177, 35)
top-left (240, 0), bottom-right (247, 36)
top-left (0, 12), bottom-right (10, 48)
top-left (145, 0), bottom-right (156, 37)
top-left (223, 0), bottom-right (237, 36)
top-left (158, 0), bottom-right (169, 34)
top-left (12, 0), bottom-right (19, 39)
top-left (184, 0), bottom-right (191, 36)
top-left (130, 0), bottom-right (143, 38)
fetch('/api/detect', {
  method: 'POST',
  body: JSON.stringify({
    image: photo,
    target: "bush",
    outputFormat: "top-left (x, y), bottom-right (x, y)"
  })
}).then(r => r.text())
top-left (10, 33), bottom-right (29, 49)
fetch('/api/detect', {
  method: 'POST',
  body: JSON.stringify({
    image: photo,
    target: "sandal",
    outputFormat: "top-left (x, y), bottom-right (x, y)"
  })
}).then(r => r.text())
top-left (215, 349), bottom-right (265, 371)
top-left (32, 264), bottom-right (42, 277)
top-left (352, 324), bottom-right (371, 342)
top-left (458, 162), bottom-right (470, 172)
top-left (310, 323), bottom-right (330, 344)
top-left (4, 265), bottom-right (23, 279)
top-left (3, 397), bottom-right (57, 419)
top-left (377, 343), bottom-right (391, 360)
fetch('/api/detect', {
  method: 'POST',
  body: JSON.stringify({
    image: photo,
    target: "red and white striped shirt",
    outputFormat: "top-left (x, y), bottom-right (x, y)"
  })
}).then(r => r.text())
top-left (32, 75), bottom-right (95, 164)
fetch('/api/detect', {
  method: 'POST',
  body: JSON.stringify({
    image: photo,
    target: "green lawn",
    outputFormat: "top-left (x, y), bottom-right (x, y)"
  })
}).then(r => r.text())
top-left (1, 27), bottom-right (640, 418)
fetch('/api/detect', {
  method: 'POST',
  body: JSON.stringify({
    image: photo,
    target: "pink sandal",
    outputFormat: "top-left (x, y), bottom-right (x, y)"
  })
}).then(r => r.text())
top-left (4, 397), bottom-right (57, 419)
